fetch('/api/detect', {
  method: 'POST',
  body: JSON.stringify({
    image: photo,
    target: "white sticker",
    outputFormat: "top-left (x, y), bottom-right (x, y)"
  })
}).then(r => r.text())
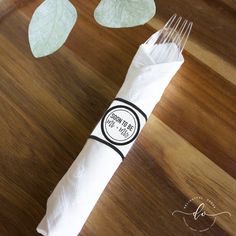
top-left (101, 105), bottom-right (140, 145)
top-left (90, 99), bottom-right (146, 158)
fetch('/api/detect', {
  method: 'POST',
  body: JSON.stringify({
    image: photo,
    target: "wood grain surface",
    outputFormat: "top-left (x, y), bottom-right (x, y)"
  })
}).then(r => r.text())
top-left (0, 0), bottom-right (235, 235)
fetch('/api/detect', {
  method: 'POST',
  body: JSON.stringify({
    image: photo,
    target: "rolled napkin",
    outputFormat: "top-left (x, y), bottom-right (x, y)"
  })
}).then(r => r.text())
top-left (37, 31), bottom-right (184, 236)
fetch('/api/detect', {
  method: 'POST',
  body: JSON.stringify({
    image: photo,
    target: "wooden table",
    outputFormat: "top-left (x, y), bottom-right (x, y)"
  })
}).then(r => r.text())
top-left (0, 0), bottom-right (235, 235)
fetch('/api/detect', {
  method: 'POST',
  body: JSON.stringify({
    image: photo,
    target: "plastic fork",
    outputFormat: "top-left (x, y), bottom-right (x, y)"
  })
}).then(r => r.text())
top-left (146, 14), bottom-right (193, 63)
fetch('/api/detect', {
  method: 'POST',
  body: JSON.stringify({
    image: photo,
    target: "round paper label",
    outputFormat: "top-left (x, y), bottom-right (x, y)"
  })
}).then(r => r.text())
top-left (101, 105), bottom-right (140, 145)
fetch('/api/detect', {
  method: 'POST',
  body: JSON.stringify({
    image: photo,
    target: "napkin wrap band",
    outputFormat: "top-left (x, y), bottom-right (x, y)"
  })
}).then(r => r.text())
top-left (89, 98), bottom-right (147, 160)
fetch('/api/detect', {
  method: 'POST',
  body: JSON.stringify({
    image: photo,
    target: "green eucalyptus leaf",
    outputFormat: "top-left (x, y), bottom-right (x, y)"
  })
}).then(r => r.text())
top-left (94, 0), bottom-right (156, 28)
top-left (28, 0), bottom-right (77, 58)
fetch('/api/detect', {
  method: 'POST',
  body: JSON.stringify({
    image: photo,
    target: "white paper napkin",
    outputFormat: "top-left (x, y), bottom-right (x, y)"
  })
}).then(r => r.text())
top-left (37, 31), bottom-right (184, 236)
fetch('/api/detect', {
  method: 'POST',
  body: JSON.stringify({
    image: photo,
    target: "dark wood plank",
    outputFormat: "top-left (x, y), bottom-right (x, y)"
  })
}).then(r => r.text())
top-left (154, 52), bottom-right (236, 178)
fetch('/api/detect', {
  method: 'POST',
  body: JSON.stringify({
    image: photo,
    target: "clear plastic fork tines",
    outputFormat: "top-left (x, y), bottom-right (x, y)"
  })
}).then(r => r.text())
top-left (147, 14), bottom-right (193, 64)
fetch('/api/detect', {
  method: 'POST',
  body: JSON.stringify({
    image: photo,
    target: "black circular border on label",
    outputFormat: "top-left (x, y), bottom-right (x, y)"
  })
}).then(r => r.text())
top-left (104, 108), bottom-right (137, 142)
top-left (101, 105), bottom-right (140, 146)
